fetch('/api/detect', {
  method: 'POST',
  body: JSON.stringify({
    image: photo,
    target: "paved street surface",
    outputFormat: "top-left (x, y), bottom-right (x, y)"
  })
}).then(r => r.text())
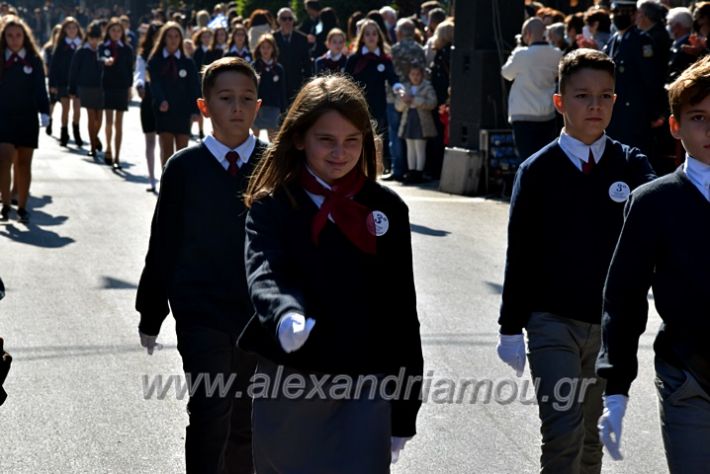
top-left (0, 101), bottom-right (667, 473)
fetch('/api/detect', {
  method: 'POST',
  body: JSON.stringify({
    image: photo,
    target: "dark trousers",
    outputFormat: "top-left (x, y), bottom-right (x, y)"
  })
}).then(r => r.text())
top-left (512, 119), bottom-right (559, 161)
top-left (176, 322), bottom-right (258, 474)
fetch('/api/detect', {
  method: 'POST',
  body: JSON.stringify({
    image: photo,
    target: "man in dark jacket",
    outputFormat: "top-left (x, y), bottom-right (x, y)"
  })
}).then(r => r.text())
top-left (273, 7), bottom-right (312, 105)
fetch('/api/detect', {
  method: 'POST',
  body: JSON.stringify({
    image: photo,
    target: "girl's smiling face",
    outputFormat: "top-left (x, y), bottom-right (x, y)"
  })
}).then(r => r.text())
top-left (201, 31), bottom-right (213, 47)
top-left (65, 22), bottom-right (78, 39)
top-left (108, 24), bottom-right (123, 42)
top-left (259, 41), bottom-right (274, 60)
top-left (327, 34), bottom-right (345, 55)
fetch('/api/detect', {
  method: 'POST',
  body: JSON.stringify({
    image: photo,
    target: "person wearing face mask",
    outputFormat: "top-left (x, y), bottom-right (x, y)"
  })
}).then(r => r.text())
top-left (603, 1), bottom-right (662, 156)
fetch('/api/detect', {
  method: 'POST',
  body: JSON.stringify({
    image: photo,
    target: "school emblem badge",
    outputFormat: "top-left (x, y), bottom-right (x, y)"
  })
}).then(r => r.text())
top-left (367, 210), bottom-right (389, 237)
top-left (178, 69), bottom-right (187, 78)
top-left (609, 181), bottom-right (631, 203)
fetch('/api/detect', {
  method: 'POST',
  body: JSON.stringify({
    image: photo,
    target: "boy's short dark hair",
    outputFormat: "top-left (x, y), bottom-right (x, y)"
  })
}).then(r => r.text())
top-left (558, 48), bottom-right (615, 94)
top-left (668, 55), bottom-right (710, 122)
top-left (201, 57), bottom-right (259, 99)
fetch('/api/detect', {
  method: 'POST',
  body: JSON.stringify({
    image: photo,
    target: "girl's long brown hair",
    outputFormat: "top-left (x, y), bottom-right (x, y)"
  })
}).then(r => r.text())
top-left (245, 74), bottom-right (379, 208)
top-left (148, 21), bottom-right (185, 60)
top-left (52, 16), bottom-right (84, 55)
top-left (103, 17), bottom-right (128, 45)
top-left (228, 23), bottom-right (250, 52)
top-left (354, 19), bottom-right (390, 55)
top-left (0, 15), bottom-right (43, 79)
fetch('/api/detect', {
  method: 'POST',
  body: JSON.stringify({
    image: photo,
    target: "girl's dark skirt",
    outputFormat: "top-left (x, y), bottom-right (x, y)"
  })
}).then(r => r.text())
top-left (103, 88), bottom-right (129, 111)
top-left (154, 106), bottom-right (192, 135)
top-left (140, 84), bottom-right (156, 134)
top-left (78, 86), bottom-right (104, 110)
top-left (251, 358), bottom-right (392, 474)
top-left (0, 112), bottom-right (40, 149)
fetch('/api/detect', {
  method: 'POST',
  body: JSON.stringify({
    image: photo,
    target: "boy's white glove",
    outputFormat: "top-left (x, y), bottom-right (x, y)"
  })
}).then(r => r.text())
top-left (391, 436), bottom-right (412, 464)
top-left (496, 333), bottom-right (526, 376)
top-left (598, 394), bottom-right (628, 461)
top-left (40, 113), bottom-right (50, 127)
top-left (277, 313), bottom-right (315, 353)
top-left (139, 330), bottom-right (162, 355)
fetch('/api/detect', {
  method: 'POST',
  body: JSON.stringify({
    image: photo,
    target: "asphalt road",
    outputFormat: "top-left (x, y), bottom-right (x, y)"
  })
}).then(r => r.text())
top-left (0, 102), bottom-right (668, 473)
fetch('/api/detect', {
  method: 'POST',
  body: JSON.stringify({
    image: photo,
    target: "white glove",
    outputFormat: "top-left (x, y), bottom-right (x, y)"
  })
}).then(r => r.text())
top-left (496, 333), bottom-right (526, 377)
top-left (598, 394), bottom-right (628, 460)
top-left (391, 436), bottom-right (412, 464)
top-left (139, 330), bottom-right (162, 355)
top-left (40, 113), bottom-right (50, 127)
top-left (277, 313), bottom-right (315, 353)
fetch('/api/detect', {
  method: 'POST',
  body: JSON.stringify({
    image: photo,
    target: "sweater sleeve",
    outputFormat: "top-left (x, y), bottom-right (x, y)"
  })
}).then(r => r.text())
top-left (244, 196), bottom-right (307, 340)
top-left (147, 57), bottom-right (166, 106)
top-left (596, 192), bottom-right (657, 396)
top-left (48, 47), bottom-right (60, 88)
top-left (498, 164), bottom-right (537, 334)
top-left (33, 57), bottom-right (50, 115)
top-left (388, 201), bottom-right (424, 438)
top-left (501, 48), bottom-right (523, 81)
top-left (413, 82), bottom-right (437, 111)
top-left (135, 158), bottom-right (184, 335)
top-left (629, 147), bottom-right (658, 188)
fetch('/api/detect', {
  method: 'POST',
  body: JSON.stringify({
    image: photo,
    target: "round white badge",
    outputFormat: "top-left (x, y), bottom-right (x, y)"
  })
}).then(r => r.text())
top-left (104, 49), bottom-right (111, 56)
top-left (367, 210), bottom-right (389, 237)
top-left (377, 63), bottom-right (385, 72)
top-left (23, 65), bottom-right (32, 74)
top-left (178, 69), bottom-right (187, 78)
top-left (609, 181), bottom-right (631, 203)
top-left (273, 75), bottom-right (279, 82)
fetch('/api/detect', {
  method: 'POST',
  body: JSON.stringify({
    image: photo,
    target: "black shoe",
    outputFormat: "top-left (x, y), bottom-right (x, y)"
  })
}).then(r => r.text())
top-left (104, 154), bottom-right (112, 166)
top-left (0, 205), bottom-right (10, 221)
top-left (382, 173), bottom-right (403, 182)
top-left (17, 208), bottom-right (29, 224)
top-left (59, 126), bottom-right (69, 147)
top-left (11, 197), bottom-right (18, 206)
top-left (72, 123), bottom-right (84, 147)
top-left (46, 118), bottom-right (53, 136)
top-left (96, 138), bottom-right (103, 152)
top-left (87, 149), bottom-right (96, 157)
top-left (199, 129), bottom-right (204, 141)
top-left (112, 161), bottom-right (122, 171)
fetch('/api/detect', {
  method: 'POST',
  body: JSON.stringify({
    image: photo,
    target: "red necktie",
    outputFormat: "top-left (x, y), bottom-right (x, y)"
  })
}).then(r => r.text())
top-left (225, 151), bottom-right (240, 176)
top-left (110, 41), bottom-right (119, 59)
top-left (582, 149), bottom-right (596, 175)
top-left (162, 54), bottom-right (178, 79)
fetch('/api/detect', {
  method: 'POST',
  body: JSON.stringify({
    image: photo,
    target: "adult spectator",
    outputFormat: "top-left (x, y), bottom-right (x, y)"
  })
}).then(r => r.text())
top-left (564, 13), bottom-right (584, 53)
top-left (366, 10), bottom-right (391, 47)
top-left (311, 6), bottom-right (338, 59)
top-left (273, 7), bottom-right (312, 105)
top-left (299, 0), bottom-right (321, 45)
top-left (501, 17), bottom-right (562, 161)
top-left (636, 0), bottom-right (671, 77)
top-left (424, 8), bottom-right (447, 64)
top-left (604, 1), bottom-right (662, 154)
top-left (666, 7), bottom-right (695, 84)
top-left (546, 22), bottom-right (568, 51)
top-left (379, 6), bottom-right (397, 44)
top-left (120, 15), bottom-right (137, 50)
top-left (580, 6), bottom-right (612, 49)
top-left (247, 9), bottom-right (273, 52)
top-left (346, 11), bottom-right (364, 45)
top-left (537, 7), bottom-right (565, 26)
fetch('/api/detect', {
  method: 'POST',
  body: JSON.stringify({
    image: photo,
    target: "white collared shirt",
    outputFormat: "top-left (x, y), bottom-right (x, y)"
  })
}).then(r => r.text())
top-left (558, 129), bottom-right (607, 172)
top-left (162, 48), bottom-right (182, 59)
top-left (4, 48), bottom-right (26, 60)
top-left (203, 133), bottom-right (256, 171)
top-left (361, 46), bottom-right (381, 56)
top-left (201, 44), bottom-right (209, 52)
top-left (325, 50), bottom-right (343, 61)
top-left (83, 43), bottom-right (97, 51)
top-left (229, 45), bottom-right (249, 56)
top-left (303, 166), bottom-right (338, 222)
top-left (104, 39), bottom-right (125, 47)
top-left (134, 55), bottom-right (146, 88)
top-left (683, 155), bottom-right (710, 202)
top-left (65, 37), bottom-right (82, 48)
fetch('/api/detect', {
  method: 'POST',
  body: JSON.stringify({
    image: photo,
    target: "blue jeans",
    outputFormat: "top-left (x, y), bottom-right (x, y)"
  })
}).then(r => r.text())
top-left (386, 103), bottom-right (404, 177)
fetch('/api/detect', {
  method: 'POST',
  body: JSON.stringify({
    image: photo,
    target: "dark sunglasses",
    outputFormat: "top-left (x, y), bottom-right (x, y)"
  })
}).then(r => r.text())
top-left (279, 17), bottom-right (294, 22)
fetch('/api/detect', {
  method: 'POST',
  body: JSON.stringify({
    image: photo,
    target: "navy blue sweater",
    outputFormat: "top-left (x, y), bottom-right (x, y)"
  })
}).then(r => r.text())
top-left (0, 52), bottom-right (49, 116)
top-left (345, 51), bottom-right (399, 121)
top-left (314, 53), bottom-right (347, 75)
top-left (147, 54), bottom-right (200, 115)
top-left (499, 137), bottom-right (657, 334)
top-left (253, 59), bottom-right (287, 111)
top-left (48, 41), bottom-right (77, 88)
top-left (68, 46), bottom-right (103, 94)
top-left (597, 167), bottom-right (710, 396)
top-left (239, 179), bottom-right (423, 437)
top-left (136, 140), bottom-right (267, 336)
top-left (98, 41), bottom-right (133, 89)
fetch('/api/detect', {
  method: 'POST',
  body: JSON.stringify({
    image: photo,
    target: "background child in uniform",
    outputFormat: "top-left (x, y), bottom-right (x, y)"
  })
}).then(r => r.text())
top-left (49, 17), bottom-right (83, 147)
top-left (191, 26), bottom-right (212, 141)
top-left (147, 22), bottom-right (200, 167)
top-left (100, 17), bottom-right (133, 170)
top-left (69, 21), bottom-right (105, 159)
top-left (241, 74), bottom-right (423, 473)
top-left (251, 34), bottom-right (286, 141)
top-left (395, 64), bottom-right (437, 183)
top-left (42, 24), bottom-right (61, 137)
top-left (203, 26), bottom-right (227, 65)
top-left (314, 28), bottom-right (347, 74)
top-left (225, 24), bottom-right (252, 62)
top-left (0, 16), bottom-right (50, 224)
top-left (137, 57), bottom-right (267, 473)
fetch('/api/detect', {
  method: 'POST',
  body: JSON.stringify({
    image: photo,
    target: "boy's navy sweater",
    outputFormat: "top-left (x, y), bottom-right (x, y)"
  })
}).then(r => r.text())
top-left (0, 53), bottom-right (49, 115)
top-left (252, 59), bottom-right (287, 111)
top-left (314, 54), bottom-right (347, 74)
top-left (239, 179), bottom-right (423, 437)
top-left (147, 54), bottom-right (200, 115)
top-left (344, 52), bottom-right (399, 121)
top-left (98, 41), bottom-right (133, 89)
top-left (136, 140), bottom-right (267, 336)
top-left (499, 137), bottom-right (657, 334)
top-left (597, 167), bottom-right (710, 396)
top-left (68, 46), bottom-right (103, 94)
top-left (48, 41), bottom-right (77, 88)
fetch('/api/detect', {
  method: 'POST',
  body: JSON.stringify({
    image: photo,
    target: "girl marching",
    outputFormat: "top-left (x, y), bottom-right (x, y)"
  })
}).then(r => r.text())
top-left (241, 74), bottom-right (423, 473)
top-left (147, 22), bottom-right (200, 167)
top-left (251, 34), bottom-right (286, 141)
top-left (203, 26), bottom-right (227, 65)
top-left (225, 23), bottom-right (252, 62)
top-left (69, 21), bottom-right (105, 159)
top-left (0, 16), bottom-right (50, 223)
top-left (191, 27), bottom-right (212, 141)
top-left (99, 18), bottom-right (134, 170)
top-left (48, 17), bottom-right (84, 147)
top-left (314, 28), bottom-right (347, 74)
